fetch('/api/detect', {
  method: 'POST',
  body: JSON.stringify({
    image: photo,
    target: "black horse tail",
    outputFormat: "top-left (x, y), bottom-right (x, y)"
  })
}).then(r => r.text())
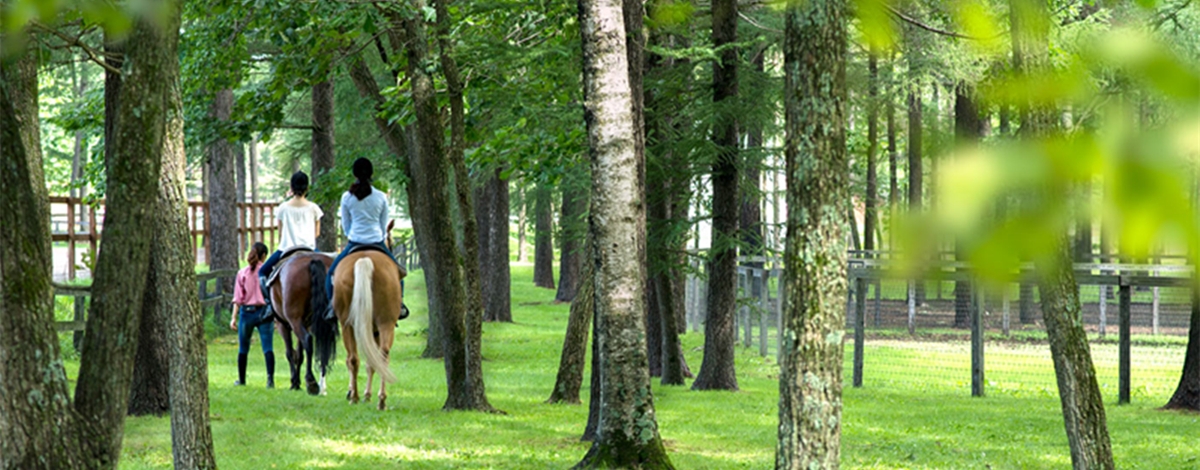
top-left (310, 259), bottom-right (338, 377)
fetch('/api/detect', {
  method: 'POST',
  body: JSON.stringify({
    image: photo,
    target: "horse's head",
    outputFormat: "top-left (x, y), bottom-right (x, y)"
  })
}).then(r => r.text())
top-left (385, 219), bottom-right (395, 251)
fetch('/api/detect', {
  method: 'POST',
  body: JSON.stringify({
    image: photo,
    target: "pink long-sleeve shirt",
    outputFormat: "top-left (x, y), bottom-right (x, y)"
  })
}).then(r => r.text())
top-left (232, 265), bottom-right (266, 306)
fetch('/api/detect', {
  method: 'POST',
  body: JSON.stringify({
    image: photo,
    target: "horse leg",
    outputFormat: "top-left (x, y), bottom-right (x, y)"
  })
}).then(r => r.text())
top-left (376, 325), bottom-right (395, 411)
top-left (302, 330), bottom-right (319, 396)
top-left (342, 325), bottom-right (360, 404)
top-left (280, 323), bottom-right (302, 391)
top-left (364, 364), bottom-right (373, 402)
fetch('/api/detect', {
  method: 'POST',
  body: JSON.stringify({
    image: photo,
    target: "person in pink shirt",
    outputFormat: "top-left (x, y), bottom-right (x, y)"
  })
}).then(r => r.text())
top-left (229, 242), bottom-right (276, 388)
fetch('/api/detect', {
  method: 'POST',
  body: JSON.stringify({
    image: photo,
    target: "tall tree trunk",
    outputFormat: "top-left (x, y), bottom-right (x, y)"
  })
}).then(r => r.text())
top-left (345, 54), bottom-right (446, 359)
top-left (208, 88), bottom-right (238, 291)
top-left (70, 56), bottom-right (88, 205)
top-left (1075, 182), bottom-right (1092, 263)
top-left (778, 1), bottom-right (848, 466)
top-left (556, 166), bottom-right (588, 302)
top-left (0, 37), bottom-right (95, 469)
top-left (548, 238), bottom-right (595, 404)
top-left (693, 0), bottom-right (740, 392)
top-left (127, 306), bottom-right (170, 416)
top-left (236, 143), bottom-right (246, 204)
top-left (1015, 1), bottom-right (1115, 466)
top-left (393, 7), bottom-right (484, 411)
top-left (952, 83), bottom-right (983, 329)
top-left (437, 0), bottom-right (496, 413)
top-left (476, 168), bottom-right (513, 322)
top-left (865, 51), bottom-right (879, 254)
top-left (534, 184), bottom-right (556, 289)
top-left (886, 56), bottom-right (898, 250)
top-left (517, 185), bottom-right (528, 263)
top-left (155, 48), bottom-right (217, 468)
top-left (574, 0), bottom-right (673, 466)
top-left (740, 49), bottom-right (765, 265)
top-left (906, 69), bottom-right (924, 307)
top-left (75, 7), bottom-right (184, 465)
top-left (312, 79), bottom-right (337, 252)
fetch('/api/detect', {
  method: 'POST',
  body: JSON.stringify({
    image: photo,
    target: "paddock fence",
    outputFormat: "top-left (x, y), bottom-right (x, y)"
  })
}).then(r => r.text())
top-left (685, 251), bottom-right (1195, 403)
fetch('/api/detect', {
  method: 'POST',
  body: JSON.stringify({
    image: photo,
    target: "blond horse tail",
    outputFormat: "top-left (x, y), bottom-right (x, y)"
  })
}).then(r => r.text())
top-left (350, 257), bottom-right (396, 383)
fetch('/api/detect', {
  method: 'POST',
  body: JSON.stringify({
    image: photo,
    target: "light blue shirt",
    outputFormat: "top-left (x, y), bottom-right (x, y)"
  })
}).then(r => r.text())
top-left (339, 187), bottom-right (389, 244)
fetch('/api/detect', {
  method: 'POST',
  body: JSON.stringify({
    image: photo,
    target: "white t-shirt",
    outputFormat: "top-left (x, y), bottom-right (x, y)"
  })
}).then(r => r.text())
top-left (275, 201), bottom-right (323, 251)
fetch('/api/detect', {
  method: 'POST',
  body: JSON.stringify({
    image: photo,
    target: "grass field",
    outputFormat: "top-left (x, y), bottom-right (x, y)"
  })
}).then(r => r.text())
top-left (55, 265), bottom-right (1199, 469)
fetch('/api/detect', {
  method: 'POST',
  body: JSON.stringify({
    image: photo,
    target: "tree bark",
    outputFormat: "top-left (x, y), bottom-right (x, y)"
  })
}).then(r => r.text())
top-left (155, 48), bottom-right (217, 468)
top-left (778, 2), bottom-right (849, 467)
top-left (574, 0), bottom-right (673, 466)
top-left (1164, 281), bottom-right (1200, 410)
top-left (127, 306), bottom-right (170, 416)
top-left (0, 38), bottom-right (95, 470)
top-left (1014, 1), bottom-right (1115, 466)
top-left (548, 239), bottom-right (595, 404)
top-left (208, 88), bottom-right (238, 288)
top-left (75, 7), bottom-right (182, 466)
top-left (555, 167), bottom-right (588, 302)
top-left (906, 54), bottom-right (924, 307)
top-left (312, 79), bottom-right (337, 252)
top-left (476, 168), bottom-right (512, 322)
top-left (740, 49), bottom-right (765, 264)
top-left (393, 7), bottom-right (485, 411)
top-left (437, 0), bottom-right (497, 413)
top-left (693, 0), bottom-right (740, 392)
top-left (517, 185), bottom-right (528, 263)
top-left (534, 183), bottom-right (556, 289)
top-left (249, 135), bottom-right (259, 203)
top-left (236, 143), bottom-right (246, 204)
top-left (886, 56), bottom-right (898, 250)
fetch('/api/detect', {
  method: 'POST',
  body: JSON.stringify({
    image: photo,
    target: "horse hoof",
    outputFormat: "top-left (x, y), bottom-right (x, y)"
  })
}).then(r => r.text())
top-left (377, 399), bottom-right (386, 411)
top-left (364, 392), bottom-right (372, 401)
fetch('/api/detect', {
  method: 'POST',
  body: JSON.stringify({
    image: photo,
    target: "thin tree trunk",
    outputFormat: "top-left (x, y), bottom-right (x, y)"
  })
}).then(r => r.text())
top-left (393, 7), bottom-right (483, 411)
top-left (693, 0), bottom-right (740, 392)
top-left (208, 88), bottom-right (238, 291)
top-left (740, 48), bottom-right (765, 265)
top-left (476, 168), bottom-right (513, 322)
top-left (517, 185), bottom-right (528, 263)
top-left (865, 51), bottom-right (879, 254)
top-left (548, 239), bottom-right (595, 404)
top-left (886, 56), bottom-right (898, 251)
top-left (312, 79), bottom-right (337, 252)
top-left (906, 55), bottom-right (924, 307)
top-left (236, 143), bottom-right (246, 204)
top-left (556, 168), bottom-right (588, 302)
top-left (155, 52), bottom-right (217, 468)
top-left (574, 0), bottom-right (673, 466)
top-left (534, 183), bottom-right (556, 289)
top-left (952, 83), bottom-right (983, 329)
top-left (249, 135), bottom-right (259, 204)
top-left (437, 0), bottom-right (497, 413)
top-left (778, 1), bottom-right (849, 466)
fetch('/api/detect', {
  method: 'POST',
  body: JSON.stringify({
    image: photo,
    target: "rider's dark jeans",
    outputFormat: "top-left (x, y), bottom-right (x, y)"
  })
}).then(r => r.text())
top-left (326, 241), bottom-right (400, 296)
top-left (258, 250), bottom-right (283, 278)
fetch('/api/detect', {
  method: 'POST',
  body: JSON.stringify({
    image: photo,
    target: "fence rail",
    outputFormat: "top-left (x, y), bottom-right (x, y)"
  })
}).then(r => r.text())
top-left (685, 254), bottom-right (1195, 402)
top-left (52, 269), bottom-right (240, 343)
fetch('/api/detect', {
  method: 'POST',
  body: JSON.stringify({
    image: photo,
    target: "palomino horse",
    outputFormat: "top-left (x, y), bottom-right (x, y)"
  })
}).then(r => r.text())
top-left (331, 247), bottom-right (405, 410)
top-left (267, 252), bottom-right (339, 395)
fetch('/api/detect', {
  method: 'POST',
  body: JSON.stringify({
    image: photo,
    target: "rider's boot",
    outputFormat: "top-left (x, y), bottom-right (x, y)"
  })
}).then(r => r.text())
top-left (264, 352), bottom-right (275, 389)
top-left (235, 353), bottom-right (247, 386)
top-left (259, 275), bottom-right (274, 318)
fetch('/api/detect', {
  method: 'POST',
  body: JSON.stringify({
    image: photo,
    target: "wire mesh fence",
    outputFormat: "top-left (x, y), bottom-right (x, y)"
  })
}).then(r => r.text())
top-left (684, 254), bottom-right (1193, 402)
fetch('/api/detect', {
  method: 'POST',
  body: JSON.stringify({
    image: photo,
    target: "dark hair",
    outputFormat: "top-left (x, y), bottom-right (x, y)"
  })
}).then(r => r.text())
top-left (290, 171), bottom-right (309, 197)
top-left (349, 158), bottom-right (373, 200)
top-left (248, 242), bottom-right (269, 268)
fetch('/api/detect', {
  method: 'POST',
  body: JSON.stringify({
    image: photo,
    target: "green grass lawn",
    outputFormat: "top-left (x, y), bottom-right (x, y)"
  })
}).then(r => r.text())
top-left (55, 265), bottom-right (1199, 469)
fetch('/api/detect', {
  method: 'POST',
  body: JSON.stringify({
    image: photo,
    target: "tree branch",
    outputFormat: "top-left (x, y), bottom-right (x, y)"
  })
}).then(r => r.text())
top-left (30, 21), bottom-right (123, 75)
top-left (886, 6), bottom-right (978, 40)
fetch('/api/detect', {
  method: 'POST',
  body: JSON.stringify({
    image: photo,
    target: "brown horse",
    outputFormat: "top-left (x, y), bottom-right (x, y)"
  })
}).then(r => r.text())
top-left (267, 252), bottom-right (339, 395)
top-left (332, 249), bottom-right (405, 410)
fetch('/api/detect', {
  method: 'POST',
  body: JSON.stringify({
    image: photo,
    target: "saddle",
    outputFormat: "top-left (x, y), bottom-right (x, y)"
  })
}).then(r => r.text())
top-left (265, 247), bottom-right (315, 288)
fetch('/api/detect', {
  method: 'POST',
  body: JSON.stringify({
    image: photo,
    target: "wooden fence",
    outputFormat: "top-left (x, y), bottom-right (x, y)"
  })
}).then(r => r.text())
top-left (52, 269), bottom-right (239, 348)
top-left (50, 196), bottom-right (279, 279)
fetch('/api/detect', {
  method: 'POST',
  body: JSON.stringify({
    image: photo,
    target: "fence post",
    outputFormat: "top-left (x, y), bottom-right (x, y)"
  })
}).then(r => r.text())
top-left (1119, 278), bottom-right (1131, 405)
top-left (759, 270), bottom-right (769, 357)
top-left (1098, 285), bottom-right (1107, 339)
top-left (971, 285), bottom-right (985, 397)
top-left (853, 276), bottom-right (865, 388)
top-left (1152, 287), bottom-right (1160, 335)
top-left (873, 279), bottom-right (881, 328)
top-left (1001, 288), bottom-right (1010, 337)
top-left (907, 281), bottom-right (916, 335)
